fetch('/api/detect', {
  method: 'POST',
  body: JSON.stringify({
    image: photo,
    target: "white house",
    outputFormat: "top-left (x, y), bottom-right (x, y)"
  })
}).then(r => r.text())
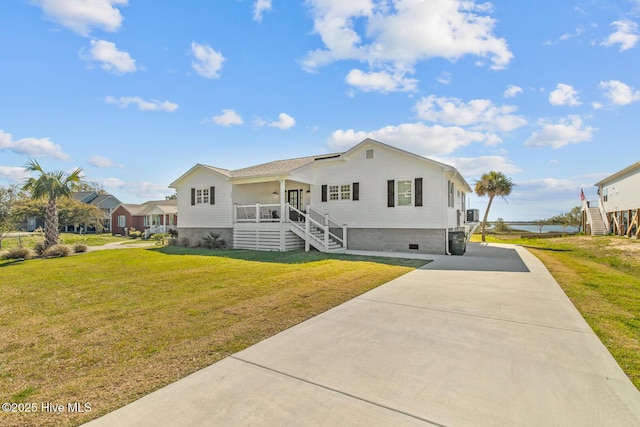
top-left (169, 139), bottom-right (473, 254)
top-left (588, 161), bottom-right (640, 237)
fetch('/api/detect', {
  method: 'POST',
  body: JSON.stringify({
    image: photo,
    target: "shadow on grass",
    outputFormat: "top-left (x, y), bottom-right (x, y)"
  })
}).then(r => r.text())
top-left (521, 245), bottom-right (571, 252)
top-left (151, 246), bottom-right (430, 268)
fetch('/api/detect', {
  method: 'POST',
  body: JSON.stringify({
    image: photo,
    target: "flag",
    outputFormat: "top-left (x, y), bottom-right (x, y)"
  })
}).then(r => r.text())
top-left (580, 188), bottom-right (585, 201)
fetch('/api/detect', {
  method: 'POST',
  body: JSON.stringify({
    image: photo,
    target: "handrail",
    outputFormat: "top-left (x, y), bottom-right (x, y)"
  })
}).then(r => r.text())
top-left (598, 198), bottom-right (609, 231)
top-left (307, 205), bottom-right (347, 248)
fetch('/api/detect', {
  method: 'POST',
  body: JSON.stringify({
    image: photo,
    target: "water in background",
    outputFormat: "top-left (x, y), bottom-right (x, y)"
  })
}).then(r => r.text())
top-left (508, 225), bottom-right (579, 233)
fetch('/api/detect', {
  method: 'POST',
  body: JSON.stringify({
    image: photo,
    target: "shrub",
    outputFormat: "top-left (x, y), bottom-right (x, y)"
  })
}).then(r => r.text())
top-left (168, 229), bottom-right (178, 238)
top-left (152, 233), bottom-right (168, 246)
top-left (3, 247), bottom-right (34, 260)
top-left (179, 237), bottom-right (190, 247)
top-left (33, 241), bottom-right (46, 255)
top-left (42, 244), bottom-right (72, 258)
top-left (201, 232), bottom-right (226, 249)
top-left (73, 243), bottom-right (88, 253)
top-left (167, 238), bottom-right (178, 246)
top-left (129, 230), bottom-right (142, 239)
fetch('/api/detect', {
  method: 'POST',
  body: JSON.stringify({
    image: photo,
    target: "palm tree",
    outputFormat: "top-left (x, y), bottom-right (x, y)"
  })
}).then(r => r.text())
top-left (474, 171), bottom-right (514, 242)
top-left (22, 159), bottom-right (83, 248)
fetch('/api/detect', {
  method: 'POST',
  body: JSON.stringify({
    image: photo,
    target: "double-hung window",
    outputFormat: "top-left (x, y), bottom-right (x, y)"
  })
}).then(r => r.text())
top-left (397, 180), bottom-right (412, 206)
top-left (191, 187), bottom-right (215, 205)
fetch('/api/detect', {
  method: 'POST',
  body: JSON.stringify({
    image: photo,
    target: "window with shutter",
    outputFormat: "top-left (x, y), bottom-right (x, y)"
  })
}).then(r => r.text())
top-left (415, 178), bottom-right (423, 207)
top-left (353, 182), bottom-right (359, 201)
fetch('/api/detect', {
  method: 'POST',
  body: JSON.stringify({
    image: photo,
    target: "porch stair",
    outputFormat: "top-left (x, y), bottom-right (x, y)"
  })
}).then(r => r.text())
top-left (588, 207), bottom-right (608, 236)
top-left (287, 205), bottom-right (347, 253)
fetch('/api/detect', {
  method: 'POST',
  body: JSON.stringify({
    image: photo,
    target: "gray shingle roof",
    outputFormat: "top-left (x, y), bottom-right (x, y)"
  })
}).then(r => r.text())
top-left (202, 154), bottom-right (342, 179)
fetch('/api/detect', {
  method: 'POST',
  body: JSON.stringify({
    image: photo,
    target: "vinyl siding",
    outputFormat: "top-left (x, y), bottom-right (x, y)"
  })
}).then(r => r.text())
top-left (601, 168), bottom-right (640, 212)
top-left (176, 170), bottom-right (233, 228)
top-left (294, 142), bottom-right (447, 229)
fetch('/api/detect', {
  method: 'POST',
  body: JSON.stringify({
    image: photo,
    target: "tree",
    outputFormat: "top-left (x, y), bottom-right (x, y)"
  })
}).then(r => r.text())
top-left (0, 185), bottom-right (28, 249)
top-left (474, 171), bottom-right (514, 242)
top-left (22, 159), bottom-right (83, 248)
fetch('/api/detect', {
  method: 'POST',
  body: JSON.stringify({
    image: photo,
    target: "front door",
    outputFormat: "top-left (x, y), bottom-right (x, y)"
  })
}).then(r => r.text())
top-left (288, 190), bottom-right (300, 221)
top-left (287, 190), bottom-right (300, 210)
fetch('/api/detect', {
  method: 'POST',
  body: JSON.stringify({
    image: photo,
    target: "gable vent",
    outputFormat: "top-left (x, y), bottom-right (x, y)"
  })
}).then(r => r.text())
top-left (366, 149), bottom-right (374, 159)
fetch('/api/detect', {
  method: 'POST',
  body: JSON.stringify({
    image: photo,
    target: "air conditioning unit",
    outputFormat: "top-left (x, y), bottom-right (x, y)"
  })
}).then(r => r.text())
top-left (466, 209), bottom-right (479, 222)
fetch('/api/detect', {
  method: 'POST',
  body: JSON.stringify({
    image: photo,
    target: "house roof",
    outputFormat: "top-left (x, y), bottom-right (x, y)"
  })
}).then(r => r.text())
top-left (594, 161), bottom-right (640, 187)
top-left (118, 199), bottom-right (177, 216)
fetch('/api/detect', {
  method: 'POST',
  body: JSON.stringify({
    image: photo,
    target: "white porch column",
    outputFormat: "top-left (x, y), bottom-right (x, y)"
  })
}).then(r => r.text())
top-left (279, 179), bottom-right (286, 251)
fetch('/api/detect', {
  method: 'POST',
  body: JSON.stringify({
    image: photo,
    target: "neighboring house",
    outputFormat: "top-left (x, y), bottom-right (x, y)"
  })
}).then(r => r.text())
top-left (25, 191), bottom-right (121, 232)
top-left (68, 191), bottom-right (122, 233)
top-left (111, 199), bottom-right (178, 237)
top-left (170, 138), bottom-right (473, 254)
top-left (586, 161), bottom-right (640, 237)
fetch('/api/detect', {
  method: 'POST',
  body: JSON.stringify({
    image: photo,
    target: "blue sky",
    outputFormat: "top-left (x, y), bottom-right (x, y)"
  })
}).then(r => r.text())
top-left (1, 0), bottom-right (639, 221)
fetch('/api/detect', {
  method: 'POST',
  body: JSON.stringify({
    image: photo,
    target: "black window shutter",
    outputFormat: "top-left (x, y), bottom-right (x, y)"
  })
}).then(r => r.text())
top-left (353, 182), bottom-right (359, 201)
top-left (191, 188), bottom-right (195, 206)
top-left (210, 186), bottom-right (215, 205)
top-left (387, 180), bottom-right (395, 207)
top-left (415, 178), bottom-right (423, 207)
top-left (321, 185), bottom-right (328, 202)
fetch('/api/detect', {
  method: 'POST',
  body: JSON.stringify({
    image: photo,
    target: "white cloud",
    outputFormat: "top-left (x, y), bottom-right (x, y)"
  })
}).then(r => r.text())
top-left (524, 115), bottom-right (596, 149)
top-left (548, 83), bottom-right (581, 106)
top-left (302, 0), bottom-right (513, 93)
top-left (253, 0), bottom-right (272, 22)
top-left (88, 155), bottom-right (121, 168)
top-left (105, 96), bottom-right (178, 112)
top-left (190, 42), bottom-right (225, 79)
top-left (0, 166), bottom-right (29, 181)
top-left (414, 95), bottom-right (527, 132)
top-left (345, 69), bottom-right (417, 92)
top-left (437, 155), bottom-right (522, 176)
top-left (504, 85), bottom-right (523, 98)
top-left (327, 123), bottom-right (489, 156)
top-left (32, 0), bottom-right (127, 36)
top-left (601, 20), bottom-right (639, 51)
top-left (83, 39), bottom-right (136, 74)
top-left (95, 177), bottom-right (172, 199)
top-left (269, 113), bottom-right (296, 129)
top-left (437, 72), bottom-right (453, 85)
top-left (599, 80), bottom-right (640, 105)
top-left (0, 129), bottom-right (69, 160)
top-left (211, 109), bottom-right (244, 126)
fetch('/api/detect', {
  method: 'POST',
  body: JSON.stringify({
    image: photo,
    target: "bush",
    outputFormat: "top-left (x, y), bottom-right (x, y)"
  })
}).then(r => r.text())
top-left (168, 229), bottom-right (178, 238)
top-left (167, 238), bottom-right (178, 246)
top-left (179, 237), bottom-right (190, 247)
top-left (3, 247), bottom-right (34, 260)
top-left (128, 230), bottom-right (142, 239)
top-left (201, 232), bottom-right (226, 249)
top-left (33, 241), bottom-right (46, 255)
top-left (152, 233), bottom-right (168, 246)
top-left (42, 244), bottom-right (72, 258)
top-left (73, 243), bottom-right (88, 253)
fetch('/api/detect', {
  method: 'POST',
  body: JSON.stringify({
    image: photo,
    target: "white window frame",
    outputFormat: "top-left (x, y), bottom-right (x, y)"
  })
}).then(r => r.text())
top-left (397, 180), bottom-right (412, 206)
top-left (118, 215), bottom-right (126, 227)
top-left (195, 188), bottom-right (210, 205)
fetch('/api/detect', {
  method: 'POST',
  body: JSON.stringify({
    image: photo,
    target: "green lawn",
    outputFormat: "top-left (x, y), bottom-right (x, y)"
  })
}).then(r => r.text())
top-left (472, 234), bottom-right (640, 390)
top-left (0, 247), bottom-right (427, 427)
top-left (0, 232), bottom-right (129, 251)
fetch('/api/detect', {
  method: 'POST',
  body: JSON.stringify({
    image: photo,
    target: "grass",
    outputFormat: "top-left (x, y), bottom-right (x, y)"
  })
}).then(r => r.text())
top-left (0, 247), bottom-right (427, 426)
top-left (471, 233), bottom-right (640, 390)
top-left (0, 233), bottom-right (129, 252)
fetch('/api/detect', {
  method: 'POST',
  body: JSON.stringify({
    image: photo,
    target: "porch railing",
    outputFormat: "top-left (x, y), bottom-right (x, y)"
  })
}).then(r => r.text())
top-left (234, 203), bottom-right (282, 222)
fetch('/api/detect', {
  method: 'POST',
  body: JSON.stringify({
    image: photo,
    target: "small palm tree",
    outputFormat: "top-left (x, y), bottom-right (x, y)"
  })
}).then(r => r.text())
top-left (474, 171), bottom-right (513, 242)
top-left (22, 159), bottom-right (83, 248)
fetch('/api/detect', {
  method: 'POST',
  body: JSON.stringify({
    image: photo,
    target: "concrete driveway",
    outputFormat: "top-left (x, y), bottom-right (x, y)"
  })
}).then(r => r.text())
top-left (86, 243), bottom-right (640, 426)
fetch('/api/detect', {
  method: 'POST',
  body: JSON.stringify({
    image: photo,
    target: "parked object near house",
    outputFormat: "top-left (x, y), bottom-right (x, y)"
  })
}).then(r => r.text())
top-left (170, 139), bottom-right (474, 254)
top-left (112, 199), bottom-right (178, 238)
top-left (585, 161), bottom-right (640, 237)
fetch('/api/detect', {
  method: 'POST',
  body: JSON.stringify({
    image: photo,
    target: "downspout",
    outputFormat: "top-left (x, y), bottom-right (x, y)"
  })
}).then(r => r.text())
top-left (444, 168), bottom-right (451, 255)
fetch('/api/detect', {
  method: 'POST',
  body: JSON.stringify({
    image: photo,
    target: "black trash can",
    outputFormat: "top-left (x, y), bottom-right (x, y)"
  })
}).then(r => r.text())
top-left (448, 231), bottom-right (466, 255)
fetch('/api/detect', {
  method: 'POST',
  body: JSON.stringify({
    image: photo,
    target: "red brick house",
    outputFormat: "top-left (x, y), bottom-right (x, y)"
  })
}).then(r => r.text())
top-left (111, 199), bottom-right (177, 237)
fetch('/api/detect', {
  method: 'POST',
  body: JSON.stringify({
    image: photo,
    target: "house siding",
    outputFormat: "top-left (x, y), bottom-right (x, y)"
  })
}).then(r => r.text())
top-left (177, 170), bottom-right (233, 228)
top-left (601, 167), bottom-right (640, 213)
top-left (299, 142), bottom-right (447, 229)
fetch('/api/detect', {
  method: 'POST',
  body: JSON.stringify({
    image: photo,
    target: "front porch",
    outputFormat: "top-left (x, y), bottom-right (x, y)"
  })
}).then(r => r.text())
top-left (233, 203), bottom-right (347, 253)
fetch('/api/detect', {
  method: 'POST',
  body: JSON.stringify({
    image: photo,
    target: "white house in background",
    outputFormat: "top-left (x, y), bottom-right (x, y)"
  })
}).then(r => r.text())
top-left (587, 161), bottom-right (640, 237)
top-left (169, 138), bottom-right (473, 254)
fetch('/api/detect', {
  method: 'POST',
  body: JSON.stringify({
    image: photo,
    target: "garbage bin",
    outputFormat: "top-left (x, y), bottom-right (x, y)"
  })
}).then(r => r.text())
top-left (448, 231), bottom-right (466, 255)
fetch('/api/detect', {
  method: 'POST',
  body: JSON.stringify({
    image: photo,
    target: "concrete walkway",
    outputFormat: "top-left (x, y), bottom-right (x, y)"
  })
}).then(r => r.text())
top-left (86, 243), bottom-right (640, 426)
